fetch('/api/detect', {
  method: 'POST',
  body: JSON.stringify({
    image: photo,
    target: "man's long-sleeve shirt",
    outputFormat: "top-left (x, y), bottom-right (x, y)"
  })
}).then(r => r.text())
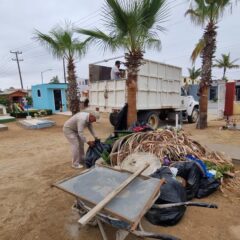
top-left (63, 112), bottom-right (96, 142)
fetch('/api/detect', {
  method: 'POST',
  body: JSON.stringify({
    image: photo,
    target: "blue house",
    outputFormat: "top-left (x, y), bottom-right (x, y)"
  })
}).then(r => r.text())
top-left (32, 84), bottom-right (68, 112)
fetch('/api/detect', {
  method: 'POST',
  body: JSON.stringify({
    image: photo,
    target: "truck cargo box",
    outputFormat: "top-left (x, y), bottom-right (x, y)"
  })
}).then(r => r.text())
top-left (89, 59), bottom-right (182, 111)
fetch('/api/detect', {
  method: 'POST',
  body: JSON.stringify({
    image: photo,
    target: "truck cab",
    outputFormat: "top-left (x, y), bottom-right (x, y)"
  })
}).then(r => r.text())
top-left (180, 87), bottom-right (199, 123)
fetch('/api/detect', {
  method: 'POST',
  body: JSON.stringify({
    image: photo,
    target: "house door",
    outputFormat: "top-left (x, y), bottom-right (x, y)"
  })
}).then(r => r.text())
top-left (53, 89), bottom-right (62, 111)
top-left (224, 82), bottom-right (235, 116)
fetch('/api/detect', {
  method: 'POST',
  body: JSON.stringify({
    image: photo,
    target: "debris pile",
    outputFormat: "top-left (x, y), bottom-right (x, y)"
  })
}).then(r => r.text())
top-left (110, 129), bottom-right (233, 168)
top-left (106, 129), bottom-right (239, 192)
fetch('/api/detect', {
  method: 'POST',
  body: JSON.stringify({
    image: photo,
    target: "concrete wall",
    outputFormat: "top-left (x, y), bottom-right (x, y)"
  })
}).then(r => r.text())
top-left (233, 102), bottom-right (240, 115)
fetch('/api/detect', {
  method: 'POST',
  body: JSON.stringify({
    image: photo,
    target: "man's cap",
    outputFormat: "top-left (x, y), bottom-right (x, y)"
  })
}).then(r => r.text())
top-left (90, 111), bottom-right (100, 120)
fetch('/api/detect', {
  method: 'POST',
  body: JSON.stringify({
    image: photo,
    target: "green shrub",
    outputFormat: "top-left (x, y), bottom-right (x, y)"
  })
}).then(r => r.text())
top-left (0, 96), bottom-right (10, 106)
top-left (26, 96), bottom-right (33, 106)
top-left (10, 109), bottom-right (53, 118)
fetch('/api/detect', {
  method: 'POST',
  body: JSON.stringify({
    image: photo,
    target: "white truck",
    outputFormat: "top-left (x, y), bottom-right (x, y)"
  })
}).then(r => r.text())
top-left (89, 59), bottom-right (199, 129)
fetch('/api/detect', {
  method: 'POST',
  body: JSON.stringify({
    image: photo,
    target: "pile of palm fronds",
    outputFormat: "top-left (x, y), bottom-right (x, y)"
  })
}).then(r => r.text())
top-left (110, 129), bottom-right (233, 168)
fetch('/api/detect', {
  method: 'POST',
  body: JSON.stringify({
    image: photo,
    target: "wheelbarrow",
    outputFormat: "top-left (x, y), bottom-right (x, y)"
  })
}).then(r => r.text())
top-left (53, 165), bottom-right (217, 240)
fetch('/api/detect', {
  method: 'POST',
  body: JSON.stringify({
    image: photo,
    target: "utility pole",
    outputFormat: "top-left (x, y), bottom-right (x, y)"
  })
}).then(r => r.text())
top-left (10, 51), bottom-right (24, 89)
top-left (63, 57), bottom-right (67, 83)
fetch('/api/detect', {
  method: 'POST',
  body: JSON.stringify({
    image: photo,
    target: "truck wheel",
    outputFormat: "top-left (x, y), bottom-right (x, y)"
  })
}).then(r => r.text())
top-left (109, 112), bottom-right (118, 126)
top-left (144, 112), bottom-right (160, 130)
top-left (188, 108), bottom-right (199, 123)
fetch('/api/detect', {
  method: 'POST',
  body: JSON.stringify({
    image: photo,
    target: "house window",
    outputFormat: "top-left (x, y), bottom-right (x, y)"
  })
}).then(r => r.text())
top-left (37, 89), bottom-right (41, 97)
top-left (209, 87), bottom-right (217, 100)
top-left (236, 86), bottom-right (240, 101)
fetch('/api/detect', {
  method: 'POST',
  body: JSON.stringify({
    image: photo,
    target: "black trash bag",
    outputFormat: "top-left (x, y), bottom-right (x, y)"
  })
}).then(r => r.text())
top-left (85, 140), bottom-right (112, 168)
top-left (146, 202), bottom-right (186, 226)
top-left (196, 177), bottom-right (221, 198)
top-left (150, 166), bottom-right (173, 182)
top-left (172, 161), bottom-right (204, 200)
top-left (145, 167), bottom-right (187, 226)
top-left (115, 104), bottom-right (128, 130)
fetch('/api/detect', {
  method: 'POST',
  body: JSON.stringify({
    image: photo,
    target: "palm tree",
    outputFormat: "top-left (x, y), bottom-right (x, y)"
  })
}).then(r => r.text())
top-left (77, 0), bottom-right (168, 126)
top-left (185, 0), bottom-right (235, 129)
top-left (35, 24), bottom-right (87, 114)
top-left (214, 53), bottom-right (239, 81)
top-left (188, 66), bottom-right (201, 85)
top-left (49, 75), bottom-right (60, 84)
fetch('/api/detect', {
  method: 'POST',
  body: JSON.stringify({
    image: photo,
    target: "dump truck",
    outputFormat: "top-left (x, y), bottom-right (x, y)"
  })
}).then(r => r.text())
top-left (88, 58), bottom-right (199, 129)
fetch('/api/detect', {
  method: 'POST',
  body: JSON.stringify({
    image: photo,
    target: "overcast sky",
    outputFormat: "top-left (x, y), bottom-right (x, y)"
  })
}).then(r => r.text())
top-left (0, 0), bottom-right (239, 90)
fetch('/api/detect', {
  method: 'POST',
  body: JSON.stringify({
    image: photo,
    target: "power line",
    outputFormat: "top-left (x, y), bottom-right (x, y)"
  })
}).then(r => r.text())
top-left (73, 9), bottom-right (100, 24)
top-left (10, 51), bottom-right (24, 89)
top-left (0, 59), bottom-right (12, 73)
top-left (0, 64), bottom-right (16, 76)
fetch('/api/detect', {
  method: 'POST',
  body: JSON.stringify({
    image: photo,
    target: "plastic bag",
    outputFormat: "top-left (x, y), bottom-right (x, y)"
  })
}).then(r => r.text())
top-left (196, 177), bottom-right (220, 198)
top-left (128, 121), bottom-right (153, 132)
top-left (185, 155), bottom-right (214, 178)
top-left (145, 167), bottom-right (187, 226)
top-left (172, 161), bottom-right (203, 200)
top-left (146, 204), bottom-right (186, 226)
top-left (115, 104), bottom-right (128, 130)
top-left (85, 140), bottom-right (111, 168)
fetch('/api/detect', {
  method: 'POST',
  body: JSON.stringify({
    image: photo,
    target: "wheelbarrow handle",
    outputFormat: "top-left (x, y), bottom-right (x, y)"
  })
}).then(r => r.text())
top-left (152, 202), bottom-right (218, 209)
top-left (132, 230), bottom-right (180, 240)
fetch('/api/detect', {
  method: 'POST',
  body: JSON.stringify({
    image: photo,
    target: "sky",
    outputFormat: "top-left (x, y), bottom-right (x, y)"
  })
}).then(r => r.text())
top-left (0, 0), bottom-right (239, 90)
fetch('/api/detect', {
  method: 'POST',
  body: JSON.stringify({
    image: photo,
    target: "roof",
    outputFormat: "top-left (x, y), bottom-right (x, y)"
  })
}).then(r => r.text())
top-left (32, 83), bottom-right (68, 90)
top-left (0, 89), bottom-right (27, 96)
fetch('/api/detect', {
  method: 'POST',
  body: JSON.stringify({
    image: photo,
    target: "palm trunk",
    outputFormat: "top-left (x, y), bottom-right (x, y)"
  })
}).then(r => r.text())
top-left (197, 22), bottom-right (217, 129)
top-left (125, 51), bottom-right (143, 127)
top-left (67, 57), bottom-right (80, 115)
top-left (223, 67), bottom-right (227, 82)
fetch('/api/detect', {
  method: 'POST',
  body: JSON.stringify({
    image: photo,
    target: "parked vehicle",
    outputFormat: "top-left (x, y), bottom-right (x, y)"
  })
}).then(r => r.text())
top-left (89, 59), bottom-right (199, 129)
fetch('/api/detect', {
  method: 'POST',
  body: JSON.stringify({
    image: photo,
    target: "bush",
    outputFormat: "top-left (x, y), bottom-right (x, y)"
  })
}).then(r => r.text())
top-left (26, 96), bottom-right (33, 106)
top-left (10, 109), bottom-right (52, 118)
top-left (0, 96), bottom-right (11, 113)
top-left (0, 96), bottom-right (10, 106)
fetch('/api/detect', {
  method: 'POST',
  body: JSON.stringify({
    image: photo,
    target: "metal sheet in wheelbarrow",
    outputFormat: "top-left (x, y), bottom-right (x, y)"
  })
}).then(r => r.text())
top-left (54, 166), bottom-right (161, 225)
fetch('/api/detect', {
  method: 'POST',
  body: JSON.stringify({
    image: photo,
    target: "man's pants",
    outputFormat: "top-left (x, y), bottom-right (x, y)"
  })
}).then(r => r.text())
top-left (63, 127), bottom-right (85, 166)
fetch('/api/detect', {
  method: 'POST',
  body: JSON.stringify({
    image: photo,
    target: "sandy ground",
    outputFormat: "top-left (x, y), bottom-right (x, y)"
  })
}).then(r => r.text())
top-left (0, 114), bottom-right (240, 240)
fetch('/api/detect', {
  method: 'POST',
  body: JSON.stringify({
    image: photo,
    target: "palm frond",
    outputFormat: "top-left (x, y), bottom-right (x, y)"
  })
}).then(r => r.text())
top-left (77, 28), bottom-right (120, 52)
top-left (188, 66), bottom-right (201, 80)
top-left (143, 37), bottom-right (161, 51)
top-left (34, 30), bottom-right (63, 58)
top-left (230, 58), bottom-right (240, 66)
top-left (191, 38), bottom-right (205, 63)
top-left (35, 23), bottom-right (87, 60)
top-left (102, 0), bottom-right (129, 34)
top-left (76, 0), bottom-right (169, 55)
top-left (140, 0), bottom-right (169, 30)
top-left (214, 52), bottom-right (240, 69)
top-left (185, 0), bottom-right (234, 26)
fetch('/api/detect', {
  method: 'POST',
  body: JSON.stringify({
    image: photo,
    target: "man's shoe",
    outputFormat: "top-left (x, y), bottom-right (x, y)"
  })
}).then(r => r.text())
top-left (72, 164), bottom-right (84, 169)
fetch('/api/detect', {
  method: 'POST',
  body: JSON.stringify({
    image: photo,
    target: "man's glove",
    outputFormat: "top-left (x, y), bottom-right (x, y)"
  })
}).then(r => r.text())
top-left (87, 141), bottom-right (95, 147)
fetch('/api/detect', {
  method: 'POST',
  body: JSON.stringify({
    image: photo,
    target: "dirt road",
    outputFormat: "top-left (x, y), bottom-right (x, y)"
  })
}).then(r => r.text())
top-left (0, 114), bottom-right (239, 240)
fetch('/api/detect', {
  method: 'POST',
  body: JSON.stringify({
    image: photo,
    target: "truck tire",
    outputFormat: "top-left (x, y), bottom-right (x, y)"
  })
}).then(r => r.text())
top-left (109, 112), bottom-right (118, 126)
top-left (188, 108), bottom-right (199, 123)
top-left (143, 112), bottom-right (160, 130)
